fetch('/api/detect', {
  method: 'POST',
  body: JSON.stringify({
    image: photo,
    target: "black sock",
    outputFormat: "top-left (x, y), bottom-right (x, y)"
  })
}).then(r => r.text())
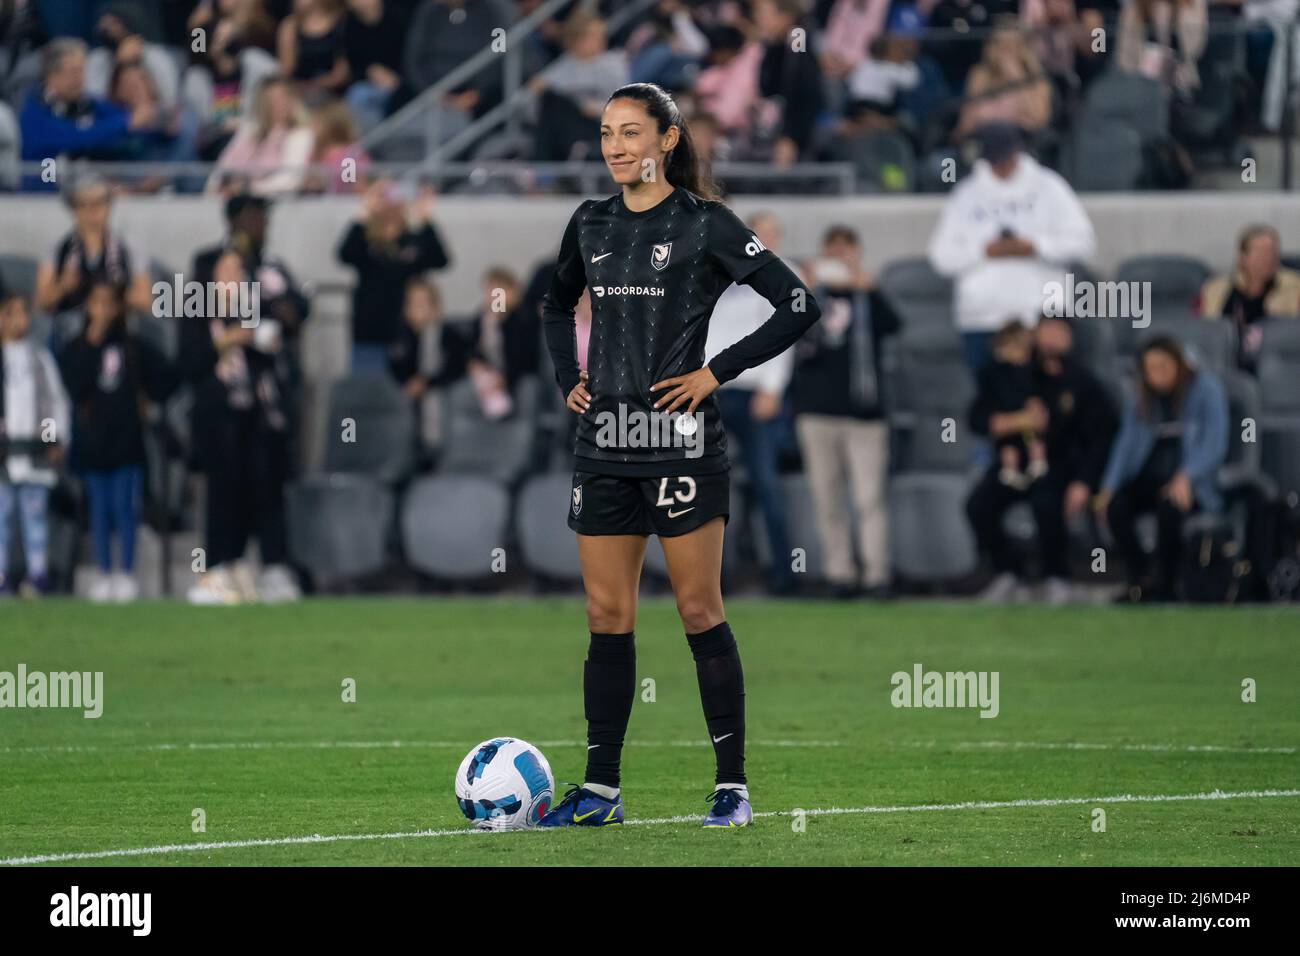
top-left (583, 631), bottom-right (636, 790)
top-left (687, 621), bottom-right (746, 786)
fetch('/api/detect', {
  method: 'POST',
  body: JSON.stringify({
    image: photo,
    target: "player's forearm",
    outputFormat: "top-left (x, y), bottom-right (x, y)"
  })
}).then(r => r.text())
top-left (541, 305), bottom-right (581, 395)
top-left (708, 259), bottom-right (820, 385)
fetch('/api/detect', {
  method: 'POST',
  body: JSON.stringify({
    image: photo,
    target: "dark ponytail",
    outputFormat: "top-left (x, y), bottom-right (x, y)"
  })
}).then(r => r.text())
top-left (606, 82), bottom-right (719, 201)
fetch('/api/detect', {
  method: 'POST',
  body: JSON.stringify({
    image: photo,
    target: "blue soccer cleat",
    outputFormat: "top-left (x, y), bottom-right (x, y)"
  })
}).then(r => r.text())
top-left (703, 788), bottom-right (753, 828)
top-left (537, 784), bottom-right (624, 827)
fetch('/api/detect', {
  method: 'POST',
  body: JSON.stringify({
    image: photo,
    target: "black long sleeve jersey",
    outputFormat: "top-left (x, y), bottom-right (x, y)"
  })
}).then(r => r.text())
top-left (542, 188), bottom-right (821, 477)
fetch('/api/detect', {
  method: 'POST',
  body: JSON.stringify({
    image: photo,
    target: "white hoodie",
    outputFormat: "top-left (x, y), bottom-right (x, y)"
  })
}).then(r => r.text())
top-left (928, 153), bottom-right (1096, 333)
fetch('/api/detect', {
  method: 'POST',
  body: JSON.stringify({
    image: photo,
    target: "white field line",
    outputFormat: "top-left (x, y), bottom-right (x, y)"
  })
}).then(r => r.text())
top-left (1, 739), bottom-right (845, 755)
top-left (4, 738), bottom-right (1296, 756)
top-left (938, 741), bottom-right (1298, 756)
top-left (3, 788), bottom-right (1297, 866)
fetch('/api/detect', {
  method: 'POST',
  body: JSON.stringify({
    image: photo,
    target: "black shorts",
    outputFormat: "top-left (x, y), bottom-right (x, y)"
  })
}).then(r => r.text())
top-left (568, 470), bottom-right (729, 537)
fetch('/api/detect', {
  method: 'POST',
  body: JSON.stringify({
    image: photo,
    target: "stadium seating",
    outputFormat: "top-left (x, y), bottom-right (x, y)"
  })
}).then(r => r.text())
top-left (286, 472), bottom-right (393, 584)
top-left (401, 474), bottom-right (511, 581)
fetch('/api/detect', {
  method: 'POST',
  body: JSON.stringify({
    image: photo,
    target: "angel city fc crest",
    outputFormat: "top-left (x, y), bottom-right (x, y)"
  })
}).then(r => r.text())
top-left (651, 241), bottom-right (672, 271)
top-left (572, 484), bottom-right (583, 516)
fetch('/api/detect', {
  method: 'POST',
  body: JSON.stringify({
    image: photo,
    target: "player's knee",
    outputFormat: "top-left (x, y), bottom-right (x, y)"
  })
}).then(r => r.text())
top-left (586, 594), bottom-right (635, 633)
top-left (675, 593), bottom-right (723, 634)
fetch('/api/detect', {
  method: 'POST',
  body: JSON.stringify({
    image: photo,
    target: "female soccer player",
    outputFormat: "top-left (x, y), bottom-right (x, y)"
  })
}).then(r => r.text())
top-left (538, 83), bottom-right (821, 828)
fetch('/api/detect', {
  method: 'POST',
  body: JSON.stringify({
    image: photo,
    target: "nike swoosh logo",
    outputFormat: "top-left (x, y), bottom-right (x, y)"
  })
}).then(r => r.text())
top-left (712, 733), bottom-right (734, 743)
top-left (667, 507), bottom-right (695, 518)
top-left (587, 744), bottom-right (599, 750)
top-left (591, 252), bottom-right (613, 263)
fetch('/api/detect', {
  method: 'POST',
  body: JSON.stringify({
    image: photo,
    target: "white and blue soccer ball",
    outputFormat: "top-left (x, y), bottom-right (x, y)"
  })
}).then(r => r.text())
top-left (455, 737), bottom-right (555, 830)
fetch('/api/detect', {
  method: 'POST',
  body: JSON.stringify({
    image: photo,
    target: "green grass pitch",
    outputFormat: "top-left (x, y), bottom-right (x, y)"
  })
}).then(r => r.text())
top-left (1, 598), bottom-right (1297, 866)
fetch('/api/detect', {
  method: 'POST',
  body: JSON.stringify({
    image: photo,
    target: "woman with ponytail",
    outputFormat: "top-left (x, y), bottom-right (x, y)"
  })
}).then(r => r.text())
top-left (536, 82), bottom-right (821, 829)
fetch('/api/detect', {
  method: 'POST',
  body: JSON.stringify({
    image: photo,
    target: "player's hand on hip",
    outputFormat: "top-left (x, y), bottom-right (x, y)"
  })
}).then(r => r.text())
top-left (651, 366), bottom-right (720, 415)
top-left (566, 370), bottom-right (592, 413)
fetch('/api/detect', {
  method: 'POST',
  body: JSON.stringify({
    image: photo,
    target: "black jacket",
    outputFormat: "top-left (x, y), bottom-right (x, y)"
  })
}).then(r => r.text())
top-left (790, 287), bottom-right (900, 421)
top-left (338, 222), bottom-right (451, 345)
top-left (60, 321), bottom-right (175, 472)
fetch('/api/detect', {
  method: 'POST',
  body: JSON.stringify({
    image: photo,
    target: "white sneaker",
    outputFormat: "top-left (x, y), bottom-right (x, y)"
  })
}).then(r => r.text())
top-left (230, 560), bottom-right (260, 603)
top-left (112, 572), bottom-right (139, 603)
top-left (980, 571), bottom-right (1021, 604)
top-left (88, 571), bottom-right (115, 604)
top-left (257, 564), bottom-right (302, 603)
top-left (186, 566), bottom-right (244, 605)
top-left (1041, 576), bottom-right (1072, 606)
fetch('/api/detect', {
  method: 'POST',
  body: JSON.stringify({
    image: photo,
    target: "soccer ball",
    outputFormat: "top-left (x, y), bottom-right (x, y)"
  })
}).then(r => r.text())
top-left (454, 737), bottom-right (555, 830)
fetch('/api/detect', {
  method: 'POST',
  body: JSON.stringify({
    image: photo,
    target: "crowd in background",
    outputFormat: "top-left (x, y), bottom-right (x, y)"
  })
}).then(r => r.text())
top-left (1, 0), bottom-right (1297, 194)
top-left (1, 141), bottom-right (1296, 602)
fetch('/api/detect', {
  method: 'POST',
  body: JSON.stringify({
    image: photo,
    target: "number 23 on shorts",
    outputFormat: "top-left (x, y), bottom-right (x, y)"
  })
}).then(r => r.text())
top-left (656, 476), bottom-right (696, 518)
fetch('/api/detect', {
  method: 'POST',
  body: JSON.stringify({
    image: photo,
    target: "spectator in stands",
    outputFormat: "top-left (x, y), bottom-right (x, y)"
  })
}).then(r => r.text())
top-left (403, 0), bottom-right (515, 139)
top-left (278, 0), bottom-right (351, 102)
top-left (304, 97), bottom-right (371, 192)
top-left (926, 0), bottom-right (1019, 94)
top-left (819, 0), bottom-right (891, 83)
top-left (206, 75), bottom-right (315, 195)
top-left (0, 292), bottom-right (69, 597)
top-left (693, 25), bottom-right (763, 146)
top-left (185, 0), bottom-right (280, 160)
top-left (85, 2), bottom-right (181, 110)
top-left (1199, 223), bottom-right (1300, 372)
top-left (928, 122), bottom-right (1096, 372)
top-left (966, 314), bottom-right (1118, 604)
top-left (792, 224), bottom-right (901, 598)
top-left (1098, 335), bottom-right (1228, 602)
top-left (954, 18), bottom-right (1053, 140)
top-left (343, 0), bottom-right (406, 133)
top-left (34, 173), bottom-right (153, 316)
top-left (19, 38), bottom-right (155, 177)
top-left (530, 12), bottom-right (628, 161)
top-left (1117, 0), bottom-right (1207, 95)
top-left (179, 247), bottom-right (301, 605)
top-left (337, 180), bottom-right (451, 371)
top-left (109, 59), bottom-right (200, 178)
top-left (60, 281), bottom-right (174, 603)
top-left (755, 0), bottom-right (825, 166)
top-left (624, 0), bottom-right (710, 89)
top-left (388, 276), bottom-right (450, 464)
top-left (705, 212), bottom-right (796, 595)
top-left (443, 265), bottom-right (541, 419)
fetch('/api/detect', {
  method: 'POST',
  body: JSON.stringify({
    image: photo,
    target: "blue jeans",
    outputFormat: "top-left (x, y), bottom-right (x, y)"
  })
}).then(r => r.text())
top-left (717, 388), bottom-right (793, 590)
top-left (346, 81), bottom-right (394, 135)
top-left (961, 331), bottom-right (995, 375)
top-left (0, 482), bottom-right (51, 580)
top-left (351, 343), bottom-right (391, 374)
top-left (85, 466), bottom-right (142, 572)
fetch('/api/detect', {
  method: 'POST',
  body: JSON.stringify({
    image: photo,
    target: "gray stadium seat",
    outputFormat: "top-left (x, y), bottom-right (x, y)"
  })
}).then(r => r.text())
top-left (1067, 315), bottom-right (1118, 381)
top-left (889, 472), bottom-right (978, 581)
top-left (1259, 317), bottom-right (1300, 360)
top-left (439, 375), bottom-right (538, 483)
top-left (286, 473), bottom-right (393, 582)
top-left (515, 471), bottom-right (582, 583)
top-left (1257, 343), bottom-right (1300, 496)
top-left (322, 372), bottom-right (415, 483)
top-left (1115, 254), bottom-right (1210, 308)
top-left (1065, 117), bottom-right (1142, 191)
top-left (1083, 71), bottom-right (1169, 143)
top-left (0, 254), bottom-right (37, 298)
top-left (878, 256), bottom-right (953, 330)
top-left (401, 473), bottom-right (510, 579)
top-left (1150, 318), bottom-right (1236, 373)
top-left (889, 335), bottom-right (976, 472)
